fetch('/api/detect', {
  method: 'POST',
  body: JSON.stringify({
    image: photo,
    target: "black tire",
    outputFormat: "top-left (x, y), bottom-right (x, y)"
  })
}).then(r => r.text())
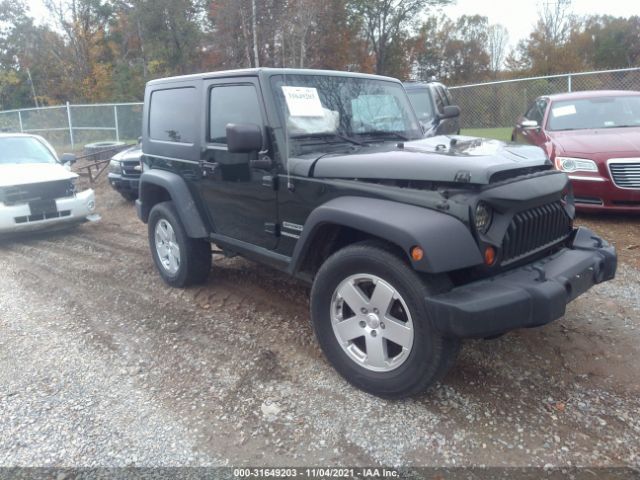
top-left (119, 191), bottom-right (138, 202)
top-left (310, 241), bottom-right (460, 399)
top-left (148, 201), bottom-right (211, 287)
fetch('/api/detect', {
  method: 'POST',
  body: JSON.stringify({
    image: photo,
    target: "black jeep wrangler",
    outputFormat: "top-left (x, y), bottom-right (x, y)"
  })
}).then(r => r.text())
top-left (136, 68), bottom-right (616, 398)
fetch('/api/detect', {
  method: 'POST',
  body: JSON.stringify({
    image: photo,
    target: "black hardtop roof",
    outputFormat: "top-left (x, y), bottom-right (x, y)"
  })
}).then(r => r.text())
top-left (146, 68), bottom-right (402, 87)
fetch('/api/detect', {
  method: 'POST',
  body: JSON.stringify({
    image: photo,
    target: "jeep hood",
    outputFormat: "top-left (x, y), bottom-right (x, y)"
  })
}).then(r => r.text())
top-left (0, 163), bottom-right (77, 188)
top-left (112, 145), bottom-right (142, 162)
top-left (311, 136), bottom-right (550, 185)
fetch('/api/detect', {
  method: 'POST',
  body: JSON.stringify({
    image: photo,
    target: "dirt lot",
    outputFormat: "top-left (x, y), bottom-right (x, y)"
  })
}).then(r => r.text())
top-left (1, 176), bottom-right (639, 468)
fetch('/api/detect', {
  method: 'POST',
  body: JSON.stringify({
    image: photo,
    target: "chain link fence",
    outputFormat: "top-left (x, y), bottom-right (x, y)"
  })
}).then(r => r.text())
top-left (0, 102), bottom-right (143, 151)
top-left (449, 67), bottom-right (640, 131)
top-left (2, 67), bottom-right (639, 148)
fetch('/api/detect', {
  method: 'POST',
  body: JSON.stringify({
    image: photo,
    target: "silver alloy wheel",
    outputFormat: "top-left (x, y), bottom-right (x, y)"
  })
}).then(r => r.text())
top-left (154, 219), bottom-right (181, 275)
top-left (330, 273), bottom-right (414, 372)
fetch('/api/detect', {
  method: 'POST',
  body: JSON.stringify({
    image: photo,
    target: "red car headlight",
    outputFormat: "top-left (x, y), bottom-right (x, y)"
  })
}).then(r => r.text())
top-left (555, 156), bottom-right (598, 173)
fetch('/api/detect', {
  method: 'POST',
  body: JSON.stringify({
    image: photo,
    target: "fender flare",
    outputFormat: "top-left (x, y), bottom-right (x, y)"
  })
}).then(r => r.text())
top-left (290, 196), bottom-right (483, 274)
top-left (137, 169), bottom-right (208, 238)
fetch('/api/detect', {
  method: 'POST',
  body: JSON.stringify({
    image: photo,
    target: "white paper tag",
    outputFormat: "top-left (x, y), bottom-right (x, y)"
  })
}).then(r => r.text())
top-left (552, 105), bottom-right (576, 117)
top-left (282, 86), bottom-right (324, 117)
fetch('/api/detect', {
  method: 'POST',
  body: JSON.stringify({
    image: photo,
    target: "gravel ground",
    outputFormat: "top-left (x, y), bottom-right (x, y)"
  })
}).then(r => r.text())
top-left (0, 179), bottom-right (639, 468)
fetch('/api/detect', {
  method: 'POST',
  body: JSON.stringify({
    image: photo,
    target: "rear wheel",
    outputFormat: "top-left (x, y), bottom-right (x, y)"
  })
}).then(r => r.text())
top-left (310, 241), bottom-right (459, 399)
top-left (148, 201), bottom-right (211, 287)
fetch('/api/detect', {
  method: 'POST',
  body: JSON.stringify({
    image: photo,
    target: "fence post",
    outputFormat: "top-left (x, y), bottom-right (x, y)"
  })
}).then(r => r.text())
top-left (567, 74), bottom-right (572, 93)
top-left (113, 105), bottom-right (120, 141)
top-left (66, 102), bottom-right (75, 149)
top-left (17, 111), bottom-right (24, 132)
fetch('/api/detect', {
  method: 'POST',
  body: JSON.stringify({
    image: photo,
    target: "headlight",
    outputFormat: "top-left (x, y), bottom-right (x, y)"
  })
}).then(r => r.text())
top-left (554, 156), bottom-right (598, 173)
top-left (475, 202), bottom-right (493, 234)
top-left (109, 159), bottom-right (122, 174)
top-left (66, 178), bottom-right (77, 196)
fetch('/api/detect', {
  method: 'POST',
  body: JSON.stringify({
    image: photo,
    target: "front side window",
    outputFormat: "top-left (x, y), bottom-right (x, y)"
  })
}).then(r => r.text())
top-left (209, 84), bottom-right (263, 144)
top-left (525, 99), bottom-right (546, 124)
top-left (149, 87), bottom-right (197, 143)
top-left (433, 86), bottom-right (445, 112)
top-left (436, 86), bottom-right (450, 106)
top-left (0, 137), bottom-right (57, 165)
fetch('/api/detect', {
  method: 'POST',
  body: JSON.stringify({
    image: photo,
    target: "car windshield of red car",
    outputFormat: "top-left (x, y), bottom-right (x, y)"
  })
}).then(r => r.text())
top-left (547, 95), bottom-right (640, 131)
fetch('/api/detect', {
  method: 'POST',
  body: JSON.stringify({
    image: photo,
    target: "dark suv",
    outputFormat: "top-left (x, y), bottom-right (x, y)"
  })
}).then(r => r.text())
top-left (136, 68), bottom-right (616, 398)
top-left (404, 81), bottom-right (461, 136)
top-left (108, 144), bottom-right (142, 201)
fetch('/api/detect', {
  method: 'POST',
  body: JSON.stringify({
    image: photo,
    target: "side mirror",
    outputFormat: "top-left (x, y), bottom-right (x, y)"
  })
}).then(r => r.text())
top-left (441, 105), bottom-right (461, 119)
top-left (226, 123), bottom-right (262, 154)
top-left (521, 119), bottom-right (539, 129)
top-left (60, 153), bottom-right (77, 165)
top-left (137, 136), bottom-right (142, 144)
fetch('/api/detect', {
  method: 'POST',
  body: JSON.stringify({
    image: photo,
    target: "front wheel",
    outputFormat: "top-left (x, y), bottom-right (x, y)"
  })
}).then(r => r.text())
top-left (310, 241), bottom-right (460, 399)
top-left (119, 191), bottom-right (138, 202)
top-left (148, 201), bottom-right (211, 287)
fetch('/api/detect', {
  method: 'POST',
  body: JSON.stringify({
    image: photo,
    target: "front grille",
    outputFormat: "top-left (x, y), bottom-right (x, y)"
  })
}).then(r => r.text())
top-left (121, 161), bottom-right (141, 177)
top-left (609, 161), bottom-right (640, 189)
top-left (501, 201), bottom-right (572, 265)
top-left (1, 180), bottom-right (75, 206)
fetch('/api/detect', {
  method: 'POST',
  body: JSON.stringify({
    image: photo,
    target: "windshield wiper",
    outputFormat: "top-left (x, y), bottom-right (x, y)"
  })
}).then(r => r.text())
top-left (358, 130), bottom-right (409, 141)
top-left (291, 132), bottom-right (367, 147)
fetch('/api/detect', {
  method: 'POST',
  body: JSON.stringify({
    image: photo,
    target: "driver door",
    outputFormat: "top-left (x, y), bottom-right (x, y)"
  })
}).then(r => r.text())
top-left (198, 78), bottom-right (278, 250)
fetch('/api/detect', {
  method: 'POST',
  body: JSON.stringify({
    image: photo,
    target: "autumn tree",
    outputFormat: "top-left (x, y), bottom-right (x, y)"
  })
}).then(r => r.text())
top-left (413, 14), bottom-right (493, 84)
top-left (347, 0), bottom-right (452, 78)
top-left (509, 0), bottom-right (585, 75)
top-left (571, 15), bottom-right (640, 69)
top-left (487, 24), bottom-right (509, 78)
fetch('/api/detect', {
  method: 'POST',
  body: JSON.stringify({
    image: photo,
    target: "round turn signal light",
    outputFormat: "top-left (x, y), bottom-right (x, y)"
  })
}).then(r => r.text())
top-left (484, 246), bottom-right (496, 266)
top-left (410, 246), bottom-right (424, 262)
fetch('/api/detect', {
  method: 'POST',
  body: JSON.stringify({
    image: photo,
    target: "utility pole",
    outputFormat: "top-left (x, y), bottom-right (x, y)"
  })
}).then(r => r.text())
top-left (26, 67), bottom-right (39, 109)
top-left (252, 0), bottom-right (259, 67)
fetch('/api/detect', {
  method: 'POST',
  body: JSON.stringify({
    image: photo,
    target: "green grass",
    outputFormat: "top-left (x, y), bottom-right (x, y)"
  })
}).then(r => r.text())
top-left (461, 127), bottom-right (513, 142)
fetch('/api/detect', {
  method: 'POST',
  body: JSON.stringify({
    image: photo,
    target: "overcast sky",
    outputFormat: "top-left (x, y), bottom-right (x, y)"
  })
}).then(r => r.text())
top-left (439, 0), bottom-right (640, 49)
top-left (25, 0), bottom-right (640, 50)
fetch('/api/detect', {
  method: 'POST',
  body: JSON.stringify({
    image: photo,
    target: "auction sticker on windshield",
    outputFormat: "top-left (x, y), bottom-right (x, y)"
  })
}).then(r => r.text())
top-left (282, 86), bottom-right (324, 117)
top-left (552, 104), bottom-right (577, 117)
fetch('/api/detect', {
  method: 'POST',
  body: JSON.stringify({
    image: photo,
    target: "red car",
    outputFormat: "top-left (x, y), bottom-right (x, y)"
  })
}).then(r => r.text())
top-left (512, 90), bottom-right (640, 212)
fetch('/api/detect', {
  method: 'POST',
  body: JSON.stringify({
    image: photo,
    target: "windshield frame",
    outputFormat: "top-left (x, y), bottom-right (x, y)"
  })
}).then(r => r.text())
top-left (546, 95), bottom-right (640, 132)
top-left (0, 135), bottom-right (60, 166)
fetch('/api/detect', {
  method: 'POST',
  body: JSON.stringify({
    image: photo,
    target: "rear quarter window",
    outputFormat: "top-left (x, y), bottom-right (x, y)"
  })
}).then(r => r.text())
top-left (149, 87), bottom-right (197, 144)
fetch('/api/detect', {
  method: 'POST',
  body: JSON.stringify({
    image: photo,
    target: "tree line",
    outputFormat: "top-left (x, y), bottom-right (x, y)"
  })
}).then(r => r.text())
top-left (0, 0), bottom-right (638, 109)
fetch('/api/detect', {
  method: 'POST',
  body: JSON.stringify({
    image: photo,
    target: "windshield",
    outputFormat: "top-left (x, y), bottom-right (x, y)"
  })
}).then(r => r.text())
top-left (0, 137), bottom-right (58, 165)
top-left (547, 95), bottom-right (640, 131)
top-left (270, 74), bottom-right (423, 154)
top-left (407, 89), bottom-right (435, 123)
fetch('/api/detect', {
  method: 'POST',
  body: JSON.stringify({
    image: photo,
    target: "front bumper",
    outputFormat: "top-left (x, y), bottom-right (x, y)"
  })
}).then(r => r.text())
top-left (0, 189), bottom-right (98, 234)
top-left (570, 175), bottom-right (640, 212)
top-left (108, 172), bottom-right (140, 195)
top-left (426, 227), bottom-right (617, 338)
